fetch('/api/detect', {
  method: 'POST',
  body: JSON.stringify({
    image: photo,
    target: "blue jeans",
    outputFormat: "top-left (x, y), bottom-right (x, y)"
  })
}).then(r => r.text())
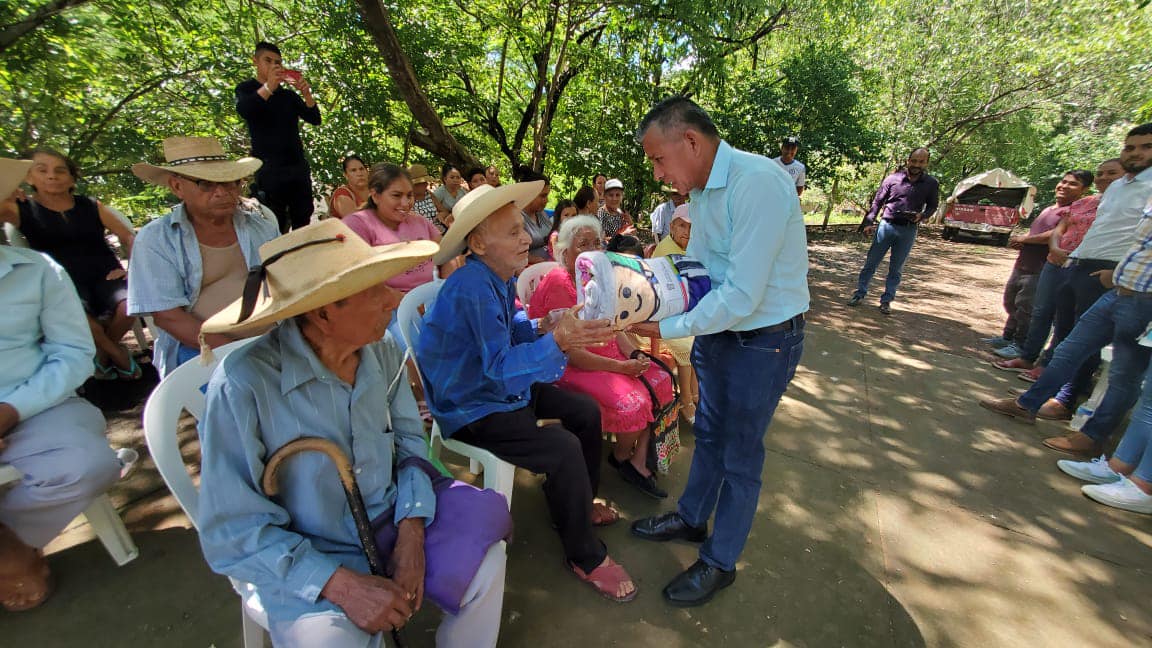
top-left (1019, 262), bottom-right (1072, 362)
top-left (678, 319), bottom-right (804, 571)
top-left (853, 221), bottom-right (917, 304)
top-left (1115, 362), bottom-right (1152, 483)
top-left (1019, 290), bottom-right (1152, 442)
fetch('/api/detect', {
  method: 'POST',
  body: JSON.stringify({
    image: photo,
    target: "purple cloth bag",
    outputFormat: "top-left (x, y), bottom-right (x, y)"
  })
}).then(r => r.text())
top-left (371, 457), bottom-right (513, 614)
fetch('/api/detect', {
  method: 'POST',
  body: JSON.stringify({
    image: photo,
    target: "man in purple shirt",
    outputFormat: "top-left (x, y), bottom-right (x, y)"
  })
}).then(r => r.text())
top-left (847, 148), bottom-right (940, 315)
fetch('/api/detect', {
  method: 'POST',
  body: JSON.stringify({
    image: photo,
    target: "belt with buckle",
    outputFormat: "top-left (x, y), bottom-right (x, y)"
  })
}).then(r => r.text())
top-left (731, 314), bottom-right (805, 340)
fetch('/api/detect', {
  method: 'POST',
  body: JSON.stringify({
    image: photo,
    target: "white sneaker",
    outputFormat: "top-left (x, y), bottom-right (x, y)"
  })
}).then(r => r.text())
top-left (1082, 477), bottom-right (1152, 514)
top-left (1057, 455), bottom-right (1121, 484)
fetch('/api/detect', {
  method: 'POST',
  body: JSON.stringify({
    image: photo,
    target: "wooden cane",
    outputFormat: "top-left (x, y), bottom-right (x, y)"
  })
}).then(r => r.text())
top-left (262, 436), bottom-right (405, 647)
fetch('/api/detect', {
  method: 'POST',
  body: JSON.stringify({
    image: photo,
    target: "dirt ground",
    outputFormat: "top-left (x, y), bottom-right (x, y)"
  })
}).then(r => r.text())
top-left (804, 224), bottom-right (1017, 360)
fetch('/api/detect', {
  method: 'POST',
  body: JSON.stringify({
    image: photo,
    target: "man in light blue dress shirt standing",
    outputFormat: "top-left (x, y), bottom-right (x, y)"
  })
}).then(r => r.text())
top-left (628, 97), bottom-right (810, 607)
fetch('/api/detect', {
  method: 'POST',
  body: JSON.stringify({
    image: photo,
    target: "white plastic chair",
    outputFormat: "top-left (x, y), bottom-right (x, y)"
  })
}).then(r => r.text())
top-left (141, 338), bottom-right (267, 648)
top-left (397, 282), bottom-right (516, 509)
top-left (515, 261), bottom-right (559, 310)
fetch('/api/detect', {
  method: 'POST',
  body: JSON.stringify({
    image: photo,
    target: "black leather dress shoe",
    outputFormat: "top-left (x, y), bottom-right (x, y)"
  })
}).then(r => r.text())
top-left (631, 511), bottom-right (707, 542)
top-left (662, 560), bottom-right (736, 607)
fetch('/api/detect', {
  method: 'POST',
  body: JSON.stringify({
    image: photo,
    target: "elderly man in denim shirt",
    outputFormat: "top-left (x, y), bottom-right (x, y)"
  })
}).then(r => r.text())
top-left (196, 221), bottom-right (507, 647)
top-left (629, 97), bottom-right (809, 607)
top-left (0, 159), bottom-right (120, 612)
top-left (127, 137), bottom-right (278, 377)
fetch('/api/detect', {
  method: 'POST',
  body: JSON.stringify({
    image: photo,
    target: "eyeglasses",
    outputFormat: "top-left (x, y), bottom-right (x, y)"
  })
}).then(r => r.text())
top-left (573, 239), bottom-right (604, 252)
top-left (178, 176), bottom-right (245, 194)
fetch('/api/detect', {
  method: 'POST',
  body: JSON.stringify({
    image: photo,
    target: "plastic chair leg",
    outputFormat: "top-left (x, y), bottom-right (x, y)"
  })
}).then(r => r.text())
top-left (83, 494), bottom-right (139, 566)
top-left (131, 318), bottom-right (149, 351)
top-left (241, 607), bottom-right (267, 648)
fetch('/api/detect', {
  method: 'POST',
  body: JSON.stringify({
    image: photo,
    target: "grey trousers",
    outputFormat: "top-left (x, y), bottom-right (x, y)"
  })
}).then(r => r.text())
top-left (0, 397), bottom-right (119, 548)
top-left (270, 542), bottom-right (507, 648)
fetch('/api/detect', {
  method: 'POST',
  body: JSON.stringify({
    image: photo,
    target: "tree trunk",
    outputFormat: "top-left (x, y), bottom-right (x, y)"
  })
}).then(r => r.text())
top-left (353, 0), bottom-right (478, 168)
top-left (821, 175), bottom-right (840, 230)
top-left (0, 0), bottom-right (91, 54)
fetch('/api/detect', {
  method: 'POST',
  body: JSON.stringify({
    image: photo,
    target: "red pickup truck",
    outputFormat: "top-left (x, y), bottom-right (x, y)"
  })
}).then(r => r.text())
top-left (941, 168), bottom-right (1036, 246)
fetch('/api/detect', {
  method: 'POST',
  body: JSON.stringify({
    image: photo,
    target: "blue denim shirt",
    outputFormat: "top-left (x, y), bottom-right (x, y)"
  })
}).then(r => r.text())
top-left (416, 256), bottom-right (567, 437)
top-left (197, 318), bottom-right (436, 625)
top-left (126, 202), bottom-right (278, 377)
top-left (0, 247), bottom-right (94, 420)
top-left (660, 141), bottom-right (810, 339)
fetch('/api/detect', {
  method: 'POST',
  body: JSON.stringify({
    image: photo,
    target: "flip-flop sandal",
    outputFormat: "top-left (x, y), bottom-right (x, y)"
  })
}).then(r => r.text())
top-left (92, 359), bottom-right (117, 381)
top-left (0, 543), bottom-right (53, 612)
top-left (591, 501), bottom-right (620, 527)
top-left (569, 556), bottom-right (637, 602)
top-left (114, 357), bottom-right (143, 381)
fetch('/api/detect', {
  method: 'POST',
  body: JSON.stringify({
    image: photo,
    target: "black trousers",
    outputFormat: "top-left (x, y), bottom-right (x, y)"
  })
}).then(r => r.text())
top-left (454, 383), bottom-right (607, 572)
top-left (255, 164), bottom-right (314, 233)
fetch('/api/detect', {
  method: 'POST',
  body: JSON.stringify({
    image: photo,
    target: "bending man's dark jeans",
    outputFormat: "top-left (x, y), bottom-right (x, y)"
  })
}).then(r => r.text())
top-left (678, 319), bottom-right (804, 571)
top-left (454, 383), bottom-right (606, 573)
top-left (1001, 268), bottom-right (1039, 345)
top-left (1018, 289), bottom-right (1152, 443)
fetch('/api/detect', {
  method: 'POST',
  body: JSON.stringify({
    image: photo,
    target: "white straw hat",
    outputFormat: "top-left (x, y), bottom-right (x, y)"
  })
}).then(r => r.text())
top-left (132, 137), bottom-right (262, 186)
top-left (432, 181), bottom-right (544, 265)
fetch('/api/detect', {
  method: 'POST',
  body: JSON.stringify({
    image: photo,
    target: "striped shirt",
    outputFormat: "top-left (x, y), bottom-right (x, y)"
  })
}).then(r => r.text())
top-left (1113, 201), bottom-right (1152, 293)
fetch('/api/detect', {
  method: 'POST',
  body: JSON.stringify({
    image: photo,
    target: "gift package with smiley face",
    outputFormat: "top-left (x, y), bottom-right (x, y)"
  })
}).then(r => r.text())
top-left (574, 251), bottom-right (711, 330)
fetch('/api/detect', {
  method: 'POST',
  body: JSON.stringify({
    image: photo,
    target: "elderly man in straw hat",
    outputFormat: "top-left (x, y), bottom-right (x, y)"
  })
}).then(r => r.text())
top-left (196, 220), bottom-right (511, 647)
top-left (0, 159), bottom-right (122, 612)
top-left (127, 136), bottom-right (279, 378)
top-left (416, 181), bottom-right (640, 602)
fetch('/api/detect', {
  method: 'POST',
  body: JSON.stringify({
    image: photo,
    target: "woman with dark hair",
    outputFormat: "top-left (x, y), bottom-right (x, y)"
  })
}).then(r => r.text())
top-left (342, 164), bottom-right (444, 422)
top-left (328, 154), bottom-right (370, 219)
top-left (518, 170), bottom-right (554, 263)
top-left (0, 147), bottom-right (141, 379)
top-left (431, 164), bottom-right (467, 228)
top-left (574, 186), bottom-right (598, 216)
top-left (592, 173), bottom-right (608, 207)
top-left (546, 198), bottom-right (577, 260)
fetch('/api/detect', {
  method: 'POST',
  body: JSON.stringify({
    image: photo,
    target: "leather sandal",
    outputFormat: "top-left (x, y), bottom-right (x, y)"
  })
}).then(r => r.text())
top-left (569, 555), bottom-right (637, 602)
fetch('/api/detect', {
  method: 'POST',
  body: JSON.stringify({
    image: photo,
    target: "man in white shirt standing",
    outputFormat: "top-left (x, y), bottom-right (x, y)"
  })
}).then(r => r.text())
top-left (772, 136), bottom-right (806, 196)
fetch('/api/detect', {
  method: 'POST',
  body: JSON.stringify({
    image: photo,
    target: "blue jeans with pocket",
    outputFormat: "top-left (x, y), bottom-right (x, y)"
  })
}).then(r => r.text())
top-left (1018, 290), bottom-right (1152, 443)
top-left (678, 317), bottom-right (805, 571)
top-left (1114, 362), bottom-right (1152, 483)
top-left (853, 220), bottom-right (918, 305)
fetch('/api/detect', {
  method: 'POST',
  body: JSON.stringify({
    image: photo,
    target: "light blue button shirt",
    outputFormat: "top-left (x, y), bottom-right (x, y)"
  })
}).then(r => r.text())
top-left (660, 141), bottom-right (810, 339)
top-left (0, 247), bottom-right (94, 420)
top-left (126, 202), bottom-right (278, 377)
top-left (197, 318), bottom-right (435, 625)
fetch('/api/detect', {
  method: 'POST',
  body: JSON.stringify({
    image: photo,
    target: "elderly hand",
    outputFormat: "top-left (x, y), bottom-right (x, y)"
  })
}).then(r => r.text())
top-left (552, 305), bottom-right (613, 352)
top-left (627, 322), bottom-right (662, 339)
top-left (388, 518), bottom-right (426, 613)
top-left (321, 567), bottom-right (413, 634)
top-left (618, 357), bottom-right (650, 377)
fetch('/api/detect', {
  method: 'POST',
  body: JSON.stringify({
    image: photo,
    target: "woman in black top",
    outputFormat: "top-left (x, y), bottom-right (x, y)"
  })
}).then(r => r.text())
top-left (0, 148), bottom-right (141, 379)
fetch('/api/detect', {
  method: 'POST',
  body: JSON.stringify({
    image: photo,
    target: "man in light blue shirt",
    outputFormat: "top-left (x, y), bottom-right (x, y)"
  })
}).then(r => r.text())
top-left (127, 136), bottom-right (279, 378)
top-left (629, 97), bottom-right (809, 607)
top-left (0, 158), bottom-right (120, 611)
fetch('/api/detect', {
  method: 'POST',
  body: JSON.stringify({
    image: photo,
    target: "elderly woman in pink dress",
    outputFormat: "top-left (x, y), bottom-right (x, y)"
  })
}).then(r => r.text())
top-left (527, 215), bottom-right (674, 499)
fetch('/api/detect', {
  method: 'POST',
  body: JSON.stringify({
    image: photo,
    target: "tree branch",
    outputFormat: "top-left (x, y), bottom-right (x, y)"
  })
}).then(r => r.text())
top-left (0, 0), bottom-right (91, 54)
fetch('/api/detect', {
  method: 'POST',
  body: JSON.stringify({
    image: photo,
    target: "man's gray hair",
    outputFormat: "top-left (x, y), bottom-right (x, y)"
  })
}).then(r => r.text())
top-left (555, 215), bottom-right (603, 260)
top-left (635, 96), bottom-right (720, 144)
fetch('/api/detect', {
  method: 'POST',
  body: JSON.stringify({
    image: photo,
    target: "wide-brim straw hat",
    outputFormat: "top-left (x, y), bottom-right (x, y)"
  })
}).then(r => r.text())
top-left (132, 136), bottom-right (262, 186)
top-left (0, 158), bottom-right (32, 199)
top-left (201, 219), bottom-right (438, 339)
top-left (432, 181), bottom-right (544, 265)
top-left (407, 163), bottom-right (434, 185)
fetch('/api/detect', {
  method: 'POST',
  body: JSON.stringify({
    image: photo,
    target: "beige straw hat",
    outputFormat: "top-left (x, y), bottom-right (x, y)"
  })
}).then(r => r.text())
top-left (0, 158), bottom-right (32, 199)
top-left (132, 137), bottom-right (262, 186)
top-left (406, 163), bottom-right (435, 185)
top-left (200, 219), bottom-right (438, 338)
top-left (432, 180), bottom-right (544, 265)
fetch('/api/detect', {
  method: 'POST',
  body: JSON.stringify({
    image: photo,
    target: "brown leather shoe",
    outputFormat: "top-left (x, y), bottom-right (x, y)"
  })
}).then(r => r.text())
top-left (1042, 432), bottom-right (1101, 456)
top-left (1037, 399), bottom-right (1072, 421)
top-left (979, 397), bottom-right (1036, 423)
top-left (992, 357), bottom-right (1034, 372)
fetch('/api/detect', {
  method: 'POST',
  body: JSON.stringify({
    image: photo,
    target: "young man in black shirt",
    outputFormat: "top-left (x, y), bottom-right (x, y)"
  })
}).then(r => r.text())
top-left (235, 41), bottom-right (321, 233)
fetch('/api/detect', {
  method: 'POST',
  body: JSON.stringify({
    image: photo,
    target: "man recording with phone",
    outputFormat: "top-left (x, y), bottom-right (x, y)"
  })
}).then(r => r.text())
top-left (236, 41), bottom-right (321, 233)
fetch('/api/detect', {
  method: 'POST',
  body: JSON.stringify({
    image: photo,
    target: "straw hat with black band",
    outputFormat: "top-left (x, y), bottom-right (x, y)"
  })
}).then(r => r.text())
top-left (432, 180), bottom-right (544, 265)
top-left (0, 158), bottom-right (32, 200)
top-left (132, 136), bottom-right (262, 186)
top-left (198, 219), bottom-right (438, 360)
